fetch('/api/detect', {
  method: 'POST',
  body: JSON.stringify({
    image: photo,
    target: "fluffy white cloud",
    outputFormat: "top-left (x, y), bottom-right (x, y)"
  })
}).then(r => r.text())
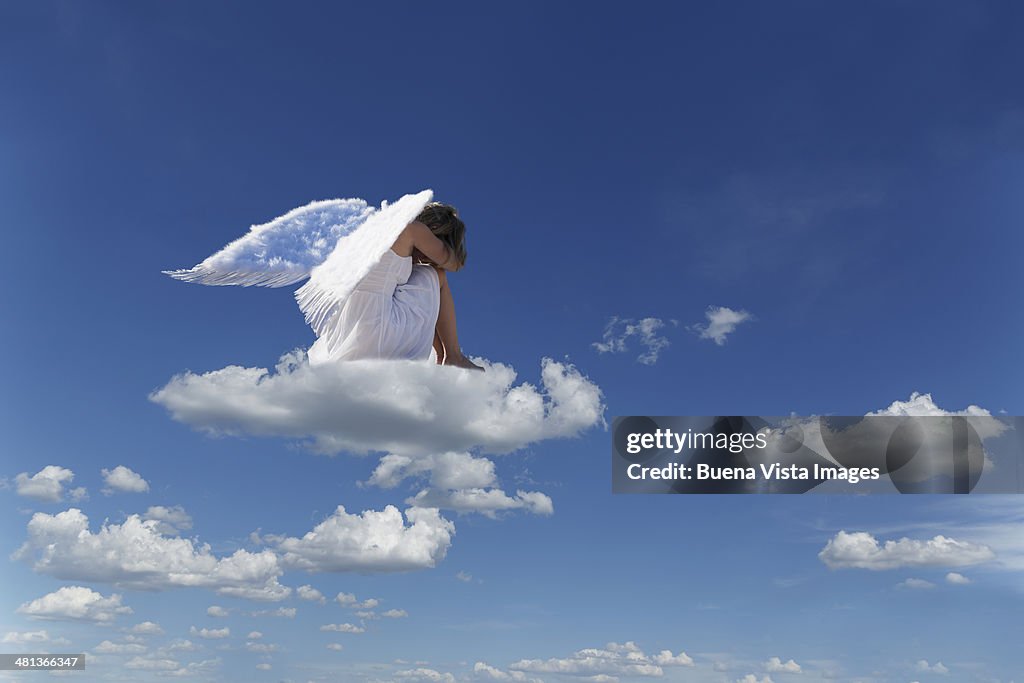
top-left (142, 505), bottom-right (193, 535)
top-left (818, 531), bottom-right (995, 570)
top-left (206, 605), bottom-right (229, 617)
top-left (763, 657), bottom-right (801, 673)
top-left (320, 623), bottom-right (364, 633)
top-left (130, 621), bottom-right (164, 635)
top-left (101, 466), bottom-right (150, 494)
top-left (2, 630), bottom-right (68, 645)
top-left (13, 508), bottom-right (289, 600)
top-left (394, 668), bottom-right (456, 683)
top-left (593, 317), bottom-right (673, 365)
top-left (189, 626), bottom-right (230, 639)
top-left (151, 353), bottom-right (604, 456)
top-left (511, 641), bottom-right (692, 679)
top-left (690, 306), bottom-right (752, 345)
top-left (897, 578), bottom-right (935, 590)
top-left (406, 488), bottom-right (553, 518)
top-left (915, 659), bottom-right (949, 674)
top-left (945, 572), bottom-right (971, 585)
top-left (297, 584), bottom-right (326, 603)
top-left (17, 586), bottom-right (132, 623)
top-left (276, 505), bottom-right (454, 573)
top-left (473, 662), bottom-right (542, 682)
top-left (14, 466), bottom-right (79, 503)
top-left (94, 640), bottom-right (147, 654)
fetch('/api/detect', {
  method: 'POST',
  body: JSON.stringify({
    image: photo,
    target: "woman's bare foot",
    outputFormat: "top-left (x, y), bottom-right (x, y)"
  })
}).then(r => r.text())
top-left (443, 353), bottom-right (485, 371)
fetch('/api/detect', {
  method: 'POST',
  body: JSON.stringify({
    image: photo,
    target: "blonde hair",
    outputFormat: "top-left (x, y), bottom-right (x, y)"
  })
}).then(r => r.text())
top-left (416, 202), bottom-right (467, 269)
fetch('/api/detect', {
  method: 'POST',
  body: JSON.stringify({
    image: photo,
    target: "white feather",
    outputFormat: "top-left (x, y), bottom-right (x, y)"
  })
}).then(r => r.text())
top-left (163, 198), bottom-right (374, 287)
top-left (295, 189), bottom-right (434, 357)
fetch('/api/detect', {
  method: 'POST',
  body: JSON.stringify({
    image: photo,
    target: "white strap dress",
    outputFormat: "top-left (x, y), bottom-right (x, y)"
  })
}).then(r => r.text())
top-left (307, 249), bottom-right (440, 365)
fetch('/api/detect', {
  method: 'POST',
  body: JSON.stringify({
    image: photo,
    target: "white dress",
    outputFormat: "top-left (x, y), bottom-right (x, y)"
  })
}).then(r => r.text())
top-left (307, 249), bottom-right (440, 365)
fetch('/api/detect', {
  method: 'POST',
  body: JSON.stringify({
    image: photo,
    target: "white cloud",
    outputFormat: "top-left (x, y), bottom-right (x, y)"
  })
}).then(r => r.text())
top-left (276, 505), bottom-right (454, 573)
top-left (897, 578), bottom-right (936, 590)
top-left (763, 657), bottom-right (801, 673)
top-left (406, 487), bottom-right (553, 518)
top-left (326, 643), bottom-right (344, 651)
top-left (473, 662), bottom-right (542, 682)
top-left (690, 306), bottom-right (752, 345)
top-left (297, 584), bottom-right (326, 603)
top-left (100, 466), bottom-right (150, 494)
top-left (382, 609), bottom-right (407, 618)
top-left (189, 626), bottom-right (230, 640)
top-left (818, 531), bottom-right (995, 570)
top-left (94, 640), bottom-right (147, 654)
top-left (14, 466), bottom-right (78, 503)
top-left (2, 630), bottom-right (68, 645)
top-left (915, 659), bottom-right (949, 674)
top-left (130, 621), bottom-right (164, 635)
top-left (320, 623), bottom-right (364, 633)
top-left (142, 505), bottom-right (193, 535)
top-left (151, 353), bottom-right (604, 457)
top-left (206, 605), bottom-right (229, 617)
top-left (17, 586), bottom-right (132, 623)
top-left (395, 668), bottom-right (456, 683)
top-left (593, 317), bottom-right (673, 365)
top-left (945, 572), bottom-right (972, 585)
top-left (250, 606), bottom-right (296, 618)
top-left (511, 641), bottom-right (692, 679)
top-left (13, 508), bottom-right (289, 600)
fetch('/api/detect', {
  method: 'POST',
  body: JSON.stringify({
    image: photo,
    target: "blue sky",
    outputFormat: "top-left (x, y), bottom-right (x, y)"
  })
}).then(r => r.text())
top-left (2, 2), bottom-right (1023, 682)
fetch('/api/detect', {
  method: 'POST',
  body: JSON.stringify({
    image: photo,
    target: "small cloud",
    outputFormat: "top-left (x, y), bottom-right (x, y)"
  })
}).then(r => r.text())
top-left (690, 306), bottom-right (752, 345)
top-left (296, 585), bottom-right (326, 604)
top-left (319, 623), bottom-right (364, 634)
top-left (915, 659), bottom-right (949, 674)
top-left (189, 626), bottom-right (230, 640)
top-left (818, 531), bottom-right (995, 570)
top-left (945, 572), bottom-right (972, 585)
top-left (129, 622), bottom-right (164, 635)
top-left (17, 586), bottom-right (132, 623)
top-left (593, 317), bottom-right (673, 365)
top-left (14, 466), bottom-right (77, 503)
top-left (101, 466), bottom-right (150, 495)
top-left (763, 657), bottom-right (801, 673)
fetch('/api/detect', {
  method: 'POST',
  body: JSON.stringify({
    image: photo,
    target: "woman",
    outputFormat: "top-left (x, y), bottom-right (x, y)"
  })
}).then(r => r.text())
top-left (318, 202), bottom-right (484, 370)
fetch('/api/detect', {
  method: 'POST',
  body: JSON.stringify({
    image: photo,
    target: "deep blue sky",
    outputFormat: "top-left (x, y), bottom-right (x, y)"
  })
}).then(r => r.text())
top-left (2, 3), bottom-right (1023, 682)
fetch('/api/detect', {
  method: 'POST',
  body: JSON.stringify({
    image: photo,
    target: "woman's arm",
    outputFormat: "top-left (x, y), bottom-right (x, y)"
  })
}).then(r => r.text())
top-left (399, 222), bottom-right (461, 271)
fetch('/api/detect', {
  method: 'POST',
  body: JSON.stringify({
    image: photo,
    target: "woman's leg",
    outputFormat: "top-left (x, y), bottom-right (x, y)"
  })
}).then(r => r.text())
top-left (434, 267), bottom-right (484, 371)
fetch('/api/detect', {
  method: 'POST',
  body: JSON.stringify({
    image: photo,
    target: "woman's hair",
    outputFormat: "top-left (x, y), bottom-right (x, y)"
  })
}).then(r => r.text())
top-left (416, 202), bottom-right (467, 269)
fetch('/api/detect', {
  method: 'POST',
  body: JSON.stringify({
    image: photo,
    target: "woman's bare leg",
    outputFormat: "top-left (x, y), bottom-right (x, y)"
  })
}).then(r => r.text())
top-left (434, 268), bottom-right (484, 371)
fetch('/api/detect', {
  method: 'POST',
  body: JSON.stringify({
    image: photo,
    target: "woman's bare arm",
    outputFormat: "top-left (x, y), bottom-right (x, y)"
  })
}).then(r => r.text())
top-left (393, 221), bottom-right (461, 271)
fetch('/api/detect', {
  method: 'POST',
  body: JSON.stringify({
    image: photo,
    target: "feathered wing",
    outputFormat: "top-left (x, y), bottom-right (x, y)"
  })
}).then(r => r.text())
top-left (296, 189), bottom-right (434, 357)
top-left (163, 198), bottom-right (374, 287)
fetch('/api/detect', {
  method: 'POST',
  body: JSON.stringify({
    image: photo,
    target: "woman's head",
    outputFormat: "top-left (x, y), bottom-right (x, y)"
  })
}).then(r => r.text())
top-left (416, 202), bottom-right (467, 269)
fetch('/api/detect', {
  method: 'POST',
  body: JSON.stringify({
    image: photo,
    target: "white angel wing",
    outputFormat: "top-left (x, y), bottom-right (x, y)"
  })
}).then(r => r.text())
top-left (296, 189), bottom-right (434, 356)
top-left (163, 198), bottom-right (374, 287)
